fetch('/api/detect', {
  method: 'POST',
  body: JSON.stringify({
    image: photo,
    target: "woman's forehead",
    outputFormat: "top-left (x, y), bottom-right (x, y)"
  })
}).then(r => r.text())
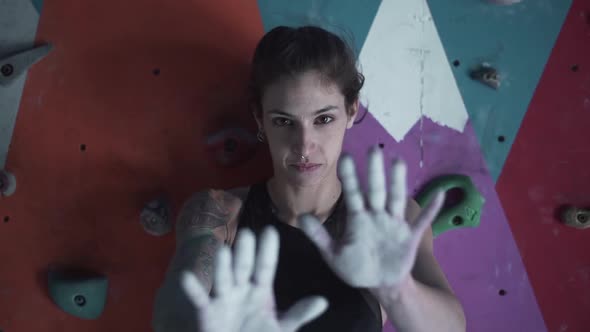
top-left (262, 72), bottom-right (345, 113)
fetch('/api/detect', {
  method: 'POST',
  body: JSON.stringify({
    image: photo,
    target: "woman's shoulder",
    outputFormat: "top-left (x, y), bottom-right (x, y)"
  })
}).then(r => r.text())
top-left (225, 186), bottom-right (252, 202)
top-left (176, 186), bottom-right (252, 244)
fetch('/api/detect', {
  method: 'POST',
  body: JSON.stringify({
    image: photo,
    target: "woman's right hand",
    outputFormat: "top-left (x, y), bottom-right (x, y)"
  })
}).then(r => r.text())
top-left (181, 226), bottom-right (328, 332)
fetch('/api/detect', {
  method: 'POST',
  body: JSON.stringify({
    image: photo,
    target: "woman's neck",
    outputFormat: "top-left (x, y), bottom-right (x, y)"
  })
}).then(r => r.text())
top-left (266, 175), bottom-right (342, 227)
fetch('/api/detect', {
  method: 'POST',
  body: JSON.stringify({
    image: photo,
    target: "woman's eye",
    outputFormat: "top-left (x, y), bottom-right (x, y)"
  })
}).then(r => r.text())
top-left (272, 118), bottom-right (292, 126)
top-left (316, 115), bottom-right (334, 125)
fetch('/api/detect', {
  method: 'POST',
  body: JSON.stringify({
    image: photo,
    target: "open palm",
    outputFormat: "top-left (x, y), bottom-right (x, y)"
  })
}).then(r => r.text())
top-left (181, 226), bottom-right (328, 332)
top-left (299, 147), bottom-right (445, 289)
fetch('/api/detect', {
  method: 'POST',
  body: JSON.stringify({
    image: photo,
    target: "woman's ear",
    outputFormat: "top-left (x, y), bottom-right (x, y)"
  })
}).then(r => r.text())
top-left (346, 99), bottom-right (360, 129)
top-left (252, 109), bottom-right (264, 131)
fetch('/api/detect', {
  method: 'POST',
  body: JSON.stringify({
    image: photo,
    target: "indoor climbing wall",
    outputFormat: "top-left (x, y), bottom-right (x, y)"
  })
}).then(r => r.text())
top-left (0, 1), bottom-right (588, 332)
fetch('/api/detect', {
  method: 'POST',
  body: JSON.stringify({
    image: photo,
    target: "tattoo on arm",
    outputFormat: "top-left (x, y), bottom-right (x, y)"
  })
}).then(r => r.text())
top-left (170, 234), bottom-right (221, 292)
top-left (176, 190), bottom-right (236, 234)
top-left (172, 189), bottom-right (239, 290)
top-left (195, 236), bottom-right (220, 291)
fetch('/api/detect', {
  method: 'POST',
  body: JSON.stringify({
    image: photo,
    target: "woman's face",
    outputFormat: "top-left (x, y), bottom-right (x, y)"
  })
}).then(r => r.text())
top-left (255, 70), bottom-right (358, 187)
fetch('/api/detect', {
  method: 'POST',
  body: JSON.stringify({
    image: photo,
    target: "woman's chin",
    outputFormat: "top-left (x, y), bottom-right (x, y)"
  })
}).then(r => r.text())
top-left (284, 164), bottom-right (326, 185)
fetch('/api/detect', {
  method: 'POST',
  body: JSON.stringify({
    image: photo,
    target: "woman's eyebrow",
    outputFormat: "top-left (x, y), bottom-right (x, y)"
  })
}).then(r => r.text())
top-left (268, 105), bottom-right (339, 117)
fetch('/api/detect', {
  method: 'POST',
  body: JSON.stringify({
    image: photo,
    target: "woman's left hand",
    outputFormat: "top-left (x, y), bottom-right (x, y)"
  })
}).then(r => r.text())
top-left (298, 146), bottom-right (445, 291)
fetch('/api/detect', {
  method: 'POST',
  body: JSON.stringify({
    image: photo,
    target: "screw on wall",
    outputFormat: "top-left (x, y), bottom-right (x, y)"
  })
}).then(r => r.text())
top-left (560, 206), bottom-right (590, 229)
top-left (0, 170), bottom-right (17, 197)
top-left (1, 64), bottom-right (14, 77)
top-left (470, 63), bottom-right (500, 90)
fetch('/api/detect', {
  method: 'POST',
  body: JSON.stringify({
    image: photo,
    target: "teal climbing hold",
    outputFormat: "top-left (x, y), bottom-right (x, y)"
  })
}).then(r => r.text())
top-left (47, 269), bottom-right (108, 320)
top-left (416, 174), bottom-right (485, 237)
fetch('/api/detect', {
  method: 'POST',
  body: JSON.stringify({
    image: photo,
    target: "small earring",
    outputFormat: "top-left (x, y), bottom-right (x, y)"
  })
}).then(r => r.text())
top-left (257, 129), bottom-right (265, 142)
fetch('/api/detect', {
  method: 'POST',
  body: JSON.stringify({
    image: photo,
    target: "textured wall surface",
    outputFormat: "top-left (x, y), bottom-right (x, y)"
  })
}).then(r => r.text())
top-left (1, 0), bottom-right (587, 331)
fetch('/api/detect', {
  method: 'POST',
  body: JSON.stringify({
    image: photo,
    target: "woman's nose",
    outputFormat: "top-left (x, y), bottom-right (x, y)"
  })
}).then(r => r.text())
top-left (292, 127), bottom-right (316, 156)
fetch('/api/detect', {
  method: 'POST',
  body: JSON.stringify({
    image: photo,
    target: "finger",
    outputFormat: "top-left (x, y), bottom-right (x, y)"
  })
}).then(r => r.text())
top-left (387, 159), bottom-right (408, 219)
top-left (253, 225), bottom-right (280, 286)
top-left (233, 228), bottom-right (256, 285)
top-left (279, 296), bottom-right (329, 332)
top-left (339, 155), bottom-right (364, 214)
top-left (412, 190), bottom-right (445, 237)
top-left (367, 147), bottom-right (387, 212)
top-left (213, 245), bottom-right (232, 296)
top-left (180, 271), bottom-right (209, 308)
top-left (299, 214), bottom-right (334, 262)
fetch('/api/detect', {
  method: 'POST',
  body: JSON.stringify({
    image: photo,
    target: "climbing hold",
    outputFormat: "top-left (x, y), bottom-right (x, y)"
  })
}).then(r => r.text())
top-left (470, 63), bottom-right (500, 90)
top-left (560, 206), bottom-right (590, 229)
top-left (140, 197), bottom-right (172, 236)
top-left (0, 44), bottom-right (53, 86)
top-left (416, 175), bottom-right (485, 237)
top-left (205, 127), bottom-right (258, 167)
top-left (0, 170), bottom-right (17, 197)
top-left (47, 268), bottom-right (108, 319)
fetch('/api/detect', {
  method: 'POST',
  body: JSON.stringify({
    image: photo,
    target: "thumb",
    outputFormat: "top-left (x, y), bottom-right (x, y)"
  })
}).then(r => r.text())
top-left (298, 214), bottom-right (334, 261)
top-left (279, 296), bottom-right (329, 332)
top-left (413, 190), bottom-right (445, 238)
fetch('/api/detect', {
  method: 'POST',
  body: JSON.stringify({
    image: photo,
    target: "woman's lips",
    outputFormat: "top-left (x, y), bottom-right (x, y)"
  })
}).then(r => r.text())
top-left (291, 164), bottom-right (321, 172)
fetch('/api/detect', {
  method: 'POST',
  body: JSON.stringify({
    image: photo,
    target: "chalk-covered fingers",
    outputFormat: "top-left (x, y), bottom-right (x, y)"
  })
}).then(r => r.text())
top-left (253, 226), bottom-right (280, 287)
top-left (339, 155), bottom-right (364, 214)
top-left (279, 296), bottom-right (329, 332)
top-left (387, 159), bottom-right (408, 220)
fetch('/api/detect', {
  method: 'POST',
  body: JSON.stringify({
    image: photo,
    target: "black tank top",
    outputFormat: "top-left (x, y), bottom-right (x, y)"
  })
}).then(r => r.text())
top-left (235, 181), bottom-right (383, 332)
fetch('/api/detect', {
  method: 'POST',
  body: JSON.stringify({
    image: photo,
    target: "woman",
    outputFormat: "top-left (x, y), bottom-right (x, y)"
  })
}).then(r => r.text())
top-left (152, 26), bottom-right (466, 332)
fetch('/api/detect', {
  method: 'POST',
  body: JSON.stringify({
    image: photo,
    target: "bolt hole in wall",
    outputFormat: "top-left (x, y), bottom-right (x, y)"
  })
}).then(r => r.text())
top-left (498, 135), bottom-right (505, 142)
top-left (74, 295), bottom-right (86, 307)
top-left (153, 68), bottom-right (160, 76)
top-left (453, 59), bottom-right (460, 67)
top-left (571, 64), bottom-right (579, 72)
top-left (1, 63), bottom-right (14, 76)
top-left (80, 144), bottom-right (86, 152)
top-left (3, 216), bottom-right (9, 223)
top-left (499, 289), bottom-right (507, 296)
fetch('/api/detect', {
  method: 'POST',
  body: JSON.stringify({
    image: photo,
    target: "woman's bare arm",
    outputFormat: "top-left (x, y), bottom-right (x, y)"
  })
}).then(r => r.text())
top-left (152, 189), bottom-right (245, 332)
top-left (378, 198), bottom-right (466, 332)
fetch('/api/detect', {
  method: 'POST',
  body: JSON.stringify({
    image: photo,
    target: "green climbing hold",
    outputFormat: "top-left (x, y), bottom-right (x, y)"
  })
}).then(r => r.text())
top-left (416, 174), bottom-right (485, 237)
top-left (47, 269), bottom-right (108, 319)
